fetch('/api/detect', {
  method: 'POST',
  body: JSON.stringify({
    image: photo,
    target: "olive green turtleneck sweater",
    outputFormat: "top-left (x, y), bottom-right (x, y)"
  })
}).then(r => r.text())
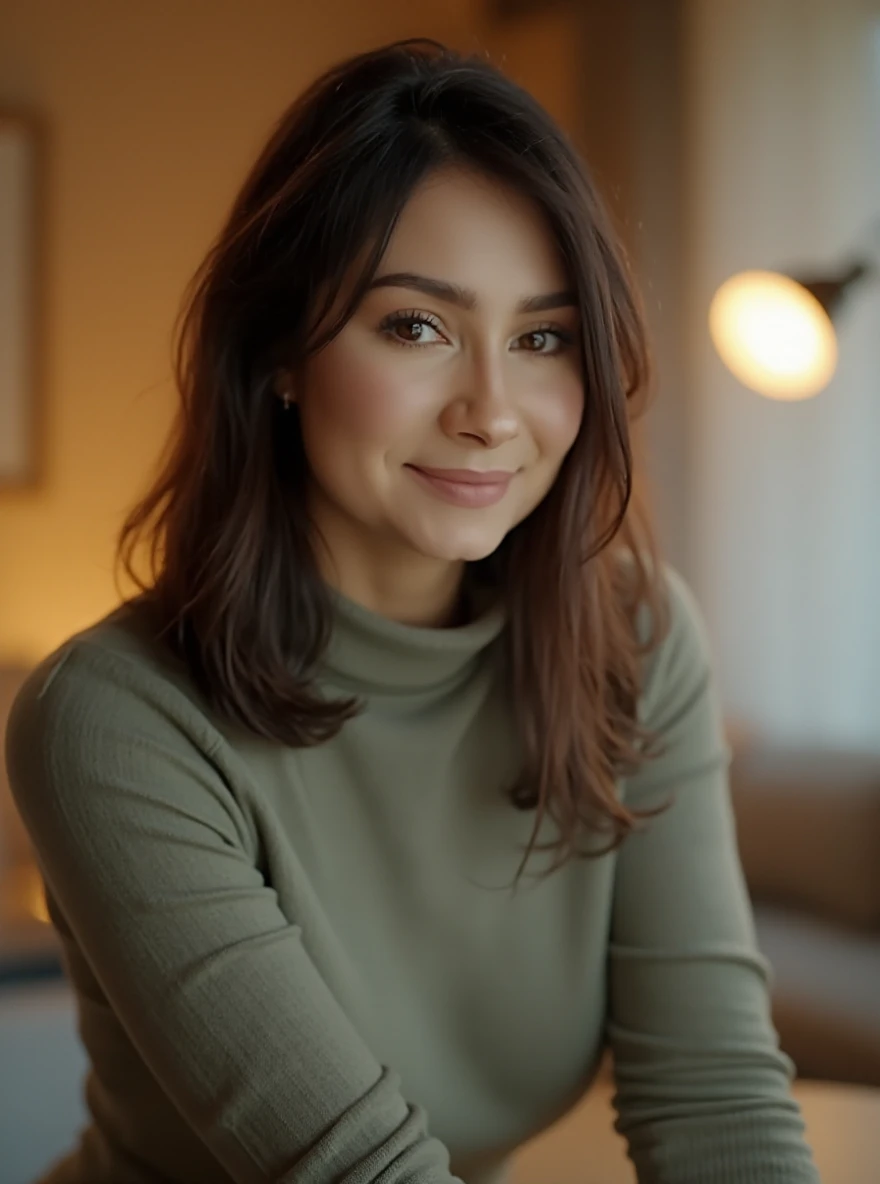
top-left (4, 566), bottom-right (820, 1183)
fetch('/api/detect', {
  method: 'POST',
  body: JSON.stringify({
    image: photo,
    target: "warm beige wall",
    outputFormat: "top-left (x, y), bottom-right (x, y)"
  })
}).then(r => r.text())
top-left (0, 0), bottom-right (578, 665)
top-left (683, 0), bottom-right (880, 748)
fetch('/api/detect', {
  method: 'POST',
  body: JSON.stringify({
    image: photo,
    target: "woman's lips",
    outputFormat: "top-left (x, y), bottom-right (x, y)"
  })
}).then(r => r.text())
top-left (405, 465), bottom-right (514, 508)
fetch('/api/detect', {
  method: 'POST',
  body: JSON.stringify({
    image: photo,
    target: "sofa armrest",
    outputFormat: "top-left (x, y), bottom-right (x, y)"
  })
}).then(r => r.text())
top-left (729, 745), bottom-right (880, 932)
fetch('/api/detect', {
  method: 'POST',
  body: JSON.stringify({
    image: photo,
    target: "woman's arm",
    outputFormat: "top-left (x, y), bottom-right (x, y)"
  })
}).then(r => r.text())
top-left (606, 569), bottom-right (822, 1183)
top-left (5, 639), bottom-right (461, 1184)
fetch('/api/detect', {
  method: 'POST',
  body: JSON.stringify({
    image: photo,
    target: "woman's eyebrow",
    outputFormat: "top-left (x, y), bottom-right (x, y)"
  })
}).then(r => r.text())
top-left (367, 271), bottom-right (577, 314)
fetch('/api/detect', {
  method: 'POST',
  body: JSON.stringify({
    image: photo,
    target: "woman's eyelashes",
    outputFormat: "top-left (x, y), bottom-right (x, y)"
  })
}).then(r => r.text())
top-left (379, 310), bottom-right (445, 347)
top-left (514, 325), bottom-right (576, 355)
top-left (377, 310), bottom-right (576, 355)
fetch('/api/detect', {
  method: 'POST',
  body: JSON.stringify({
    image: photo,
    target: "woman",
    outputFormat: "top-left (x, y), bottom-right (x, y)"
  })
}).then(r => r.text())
top-left (5, 38), bottom-right (819, 1184)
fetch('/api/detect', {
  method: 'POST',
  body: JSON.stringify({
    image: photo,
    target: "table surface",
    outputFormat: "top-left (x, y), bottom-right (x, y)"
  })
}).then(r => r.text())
top-left (510, 1075), bottom-right (880, 1184)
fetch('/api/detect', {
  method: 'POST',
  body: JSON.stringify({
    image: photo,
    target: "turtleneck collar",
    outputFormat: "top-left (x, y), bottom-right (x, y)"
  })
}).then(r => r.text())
top-left (320, 579), bottom-right (507, 694)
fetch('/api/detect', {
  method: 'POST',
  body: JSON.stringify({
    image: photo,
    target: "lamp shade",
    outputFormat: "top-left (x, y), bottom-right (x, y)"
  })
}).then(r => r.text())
top-left (709, 270), bottom-right (838, 400)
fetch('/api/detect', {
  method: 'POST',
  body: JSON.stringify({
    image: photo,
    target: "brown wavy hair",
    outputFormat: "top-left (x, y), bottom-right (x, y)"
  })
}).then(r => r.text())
top-left (115, 38), bottom-right (671, 885)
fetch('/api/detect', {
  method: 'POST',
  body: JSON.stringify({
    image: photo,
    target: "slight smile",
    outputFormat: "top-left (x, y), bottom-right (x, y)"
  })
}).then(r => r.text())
top-left (404, 465), bottom-right (516, 508)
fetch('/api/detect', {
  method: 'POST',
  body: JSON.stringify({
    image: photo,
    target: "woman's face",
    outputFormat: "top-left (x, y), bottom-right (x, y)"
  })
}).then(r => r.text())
top-left (290, 166), bottom-right (584, 598)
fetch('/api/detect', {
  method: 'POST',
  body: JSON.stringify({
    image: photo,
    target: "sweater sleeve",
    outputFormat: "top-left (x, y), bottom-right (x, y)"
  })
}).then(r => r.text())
top-left (606, 568), bottom-right (822, 1183)
top-left (4, 639), bottom-right (462, 1184)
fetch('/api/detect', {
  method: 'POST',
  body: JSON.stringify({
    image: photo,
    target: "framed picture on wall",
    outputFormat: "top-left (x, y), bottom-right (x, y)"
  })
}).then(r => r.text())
top-left (0, 113), bottom-right (39, 488)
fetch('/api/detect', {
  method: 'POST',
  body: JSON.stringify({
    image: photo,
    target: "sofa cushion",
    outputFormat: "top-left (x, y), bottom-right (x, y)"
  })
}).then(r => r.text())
top-left (730, 746), bottom-right (880, 931)
top-left (754, 903), bottom-right (880, 1086)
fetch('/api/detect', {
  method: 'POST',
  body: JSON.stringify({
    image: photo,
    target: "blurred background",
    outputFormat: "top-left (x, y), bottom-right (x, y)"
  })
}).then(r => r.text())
top-left (0, 1), bottom-right (879, 1180)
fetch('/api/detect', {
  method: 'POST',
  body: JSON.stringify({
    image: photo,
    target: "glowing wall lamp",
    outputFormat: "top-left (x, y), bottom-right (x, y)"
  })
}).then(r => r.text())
top-left (709, 255), bottom-right (874, 401)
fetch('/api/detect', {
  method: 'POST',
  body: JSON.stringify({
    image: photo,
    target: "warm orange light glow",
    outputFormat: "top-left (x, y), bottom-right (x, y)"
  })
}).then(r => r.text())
top-left (27, 871), bottom-right (50, 924)
top-left (2, 861), bottom-right (51, 924)
top-left (709, 270), bottom-right (837, 400)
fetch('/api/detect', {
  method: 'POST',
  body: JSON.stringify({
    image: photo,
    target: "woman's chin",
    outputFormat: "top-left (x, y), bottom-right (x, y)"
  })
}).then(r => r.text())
top-left (412, 528), bottom-right (508, 565)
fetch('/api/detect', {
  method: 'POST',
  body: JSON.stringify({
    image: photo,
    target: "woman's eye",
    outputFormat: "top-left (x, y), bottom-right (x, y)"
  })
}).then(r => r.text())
top-left (380, 313), bottom-right (444, 346)
top-left (516, 328), bottom-right (573, 355)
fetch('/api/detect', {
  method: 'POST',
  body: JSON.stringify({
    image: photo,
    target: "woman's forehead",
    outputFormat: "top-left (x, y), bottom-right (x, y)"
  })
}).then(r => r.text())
top-left (380, 167), bottom-right (568, 293)
top-left (304, 166), bottom-right (572, 345)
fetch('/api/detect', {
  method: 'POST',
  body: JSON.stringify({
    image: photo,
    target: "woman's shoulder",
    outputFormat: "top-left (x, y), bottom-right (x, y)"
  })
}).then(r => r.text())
top-left (6, 598), bottom-right (221, 767)
top-left (19, 597), bottom-right (188, 695)
top-left (5, 601), bottom-right (261, 884)
top-left (630, 560), bottom-right (717, 727)
top-left (621, 561), bottom-right (728, 803)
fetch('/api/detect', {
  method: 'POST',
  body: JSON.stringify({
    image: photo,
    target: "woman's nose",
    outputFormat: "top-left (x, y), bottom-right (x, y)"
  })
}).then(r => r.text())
top-left (440, 351), bottom-right (520, 447)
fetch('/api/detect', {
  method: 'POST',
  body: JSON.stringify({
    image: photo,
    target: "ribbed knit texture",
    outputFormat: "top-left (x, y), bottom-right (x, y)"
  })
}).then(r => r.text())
top-left (4, 566), bottom-right (821, 1183)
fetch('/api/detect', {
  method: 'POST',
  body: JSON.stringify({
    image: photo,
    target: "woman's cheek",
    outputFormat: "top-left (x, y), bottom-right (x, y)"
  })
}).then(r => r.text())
top-left (529, 375), bottom-right (584, 455)
top-left (319, 345), bottom-right (433, 443)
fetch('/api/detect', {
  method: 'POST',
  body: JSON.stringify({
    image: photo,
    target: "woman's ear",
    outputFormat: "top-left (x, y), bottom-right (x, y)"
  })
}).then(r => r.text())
top-left (273, 371), bottom-right (296, 408)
